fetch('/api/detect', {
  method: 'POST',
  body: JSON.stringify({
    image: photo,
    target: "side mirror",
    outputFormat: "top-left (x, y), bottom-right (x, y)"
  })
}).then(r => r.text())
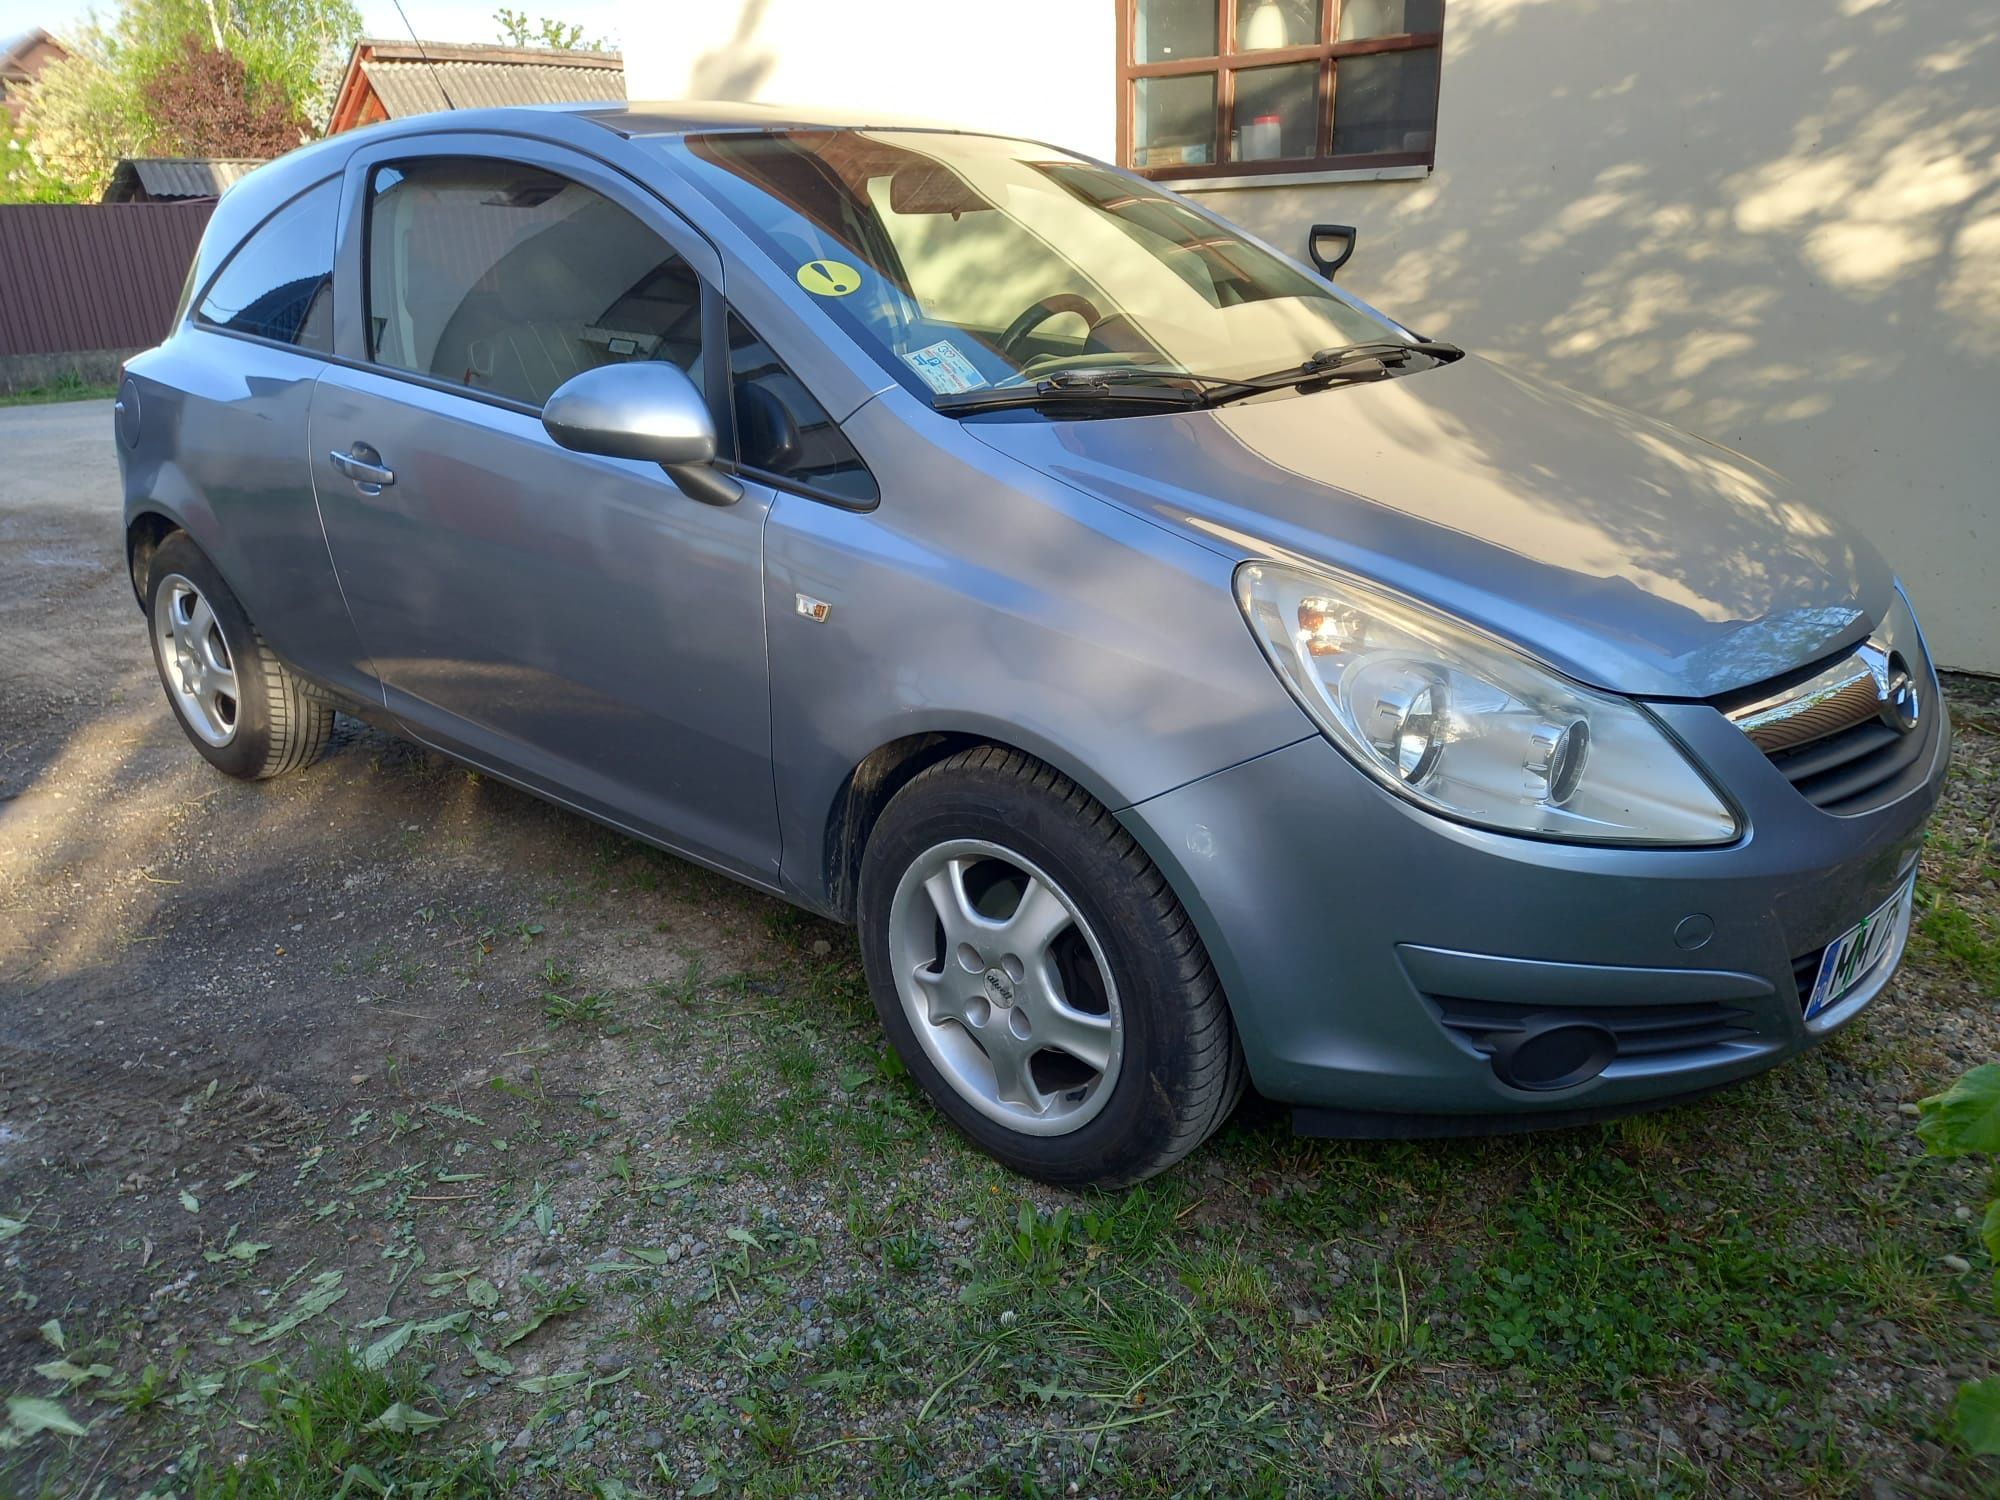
top-left (1307, 223), bottom-right (1358, 279)
top-left (542, 362), bottom-right (741, 506)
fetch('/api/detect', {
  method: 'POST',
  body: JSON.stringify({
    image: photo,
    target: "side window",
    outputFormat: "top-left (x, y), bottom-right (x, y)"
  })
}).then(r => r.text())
top-left (728, 312), bottom-right (877, 505)
top-left (196, 179), bottom-right (338, 351)
top-left (366, 157), bottom-right (701, 409)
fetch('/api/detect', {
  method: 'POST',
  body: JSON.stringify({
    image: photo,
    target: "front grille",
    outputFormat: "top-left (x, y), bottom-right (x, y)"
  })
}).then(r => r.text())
top-left (1428, 995), bottom-right (1754, 1063)
top-left (1739, 670), bottom-right (1881, 755)
top-left (1722, 614), bottom-right (1936, 816)
top-left (1764, 716), bottom-right (1929, 813)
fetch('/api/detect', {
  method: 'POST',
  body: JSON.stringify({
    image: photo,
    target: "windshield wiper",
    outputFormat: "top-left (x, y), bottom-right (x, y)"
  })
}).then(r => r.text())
top-left (932, 371), bottom-right (1209, 415)
top-left (1197, 339), bottom-right (1463, 407)
top-left (931, 341), bottom-right (1461, 415)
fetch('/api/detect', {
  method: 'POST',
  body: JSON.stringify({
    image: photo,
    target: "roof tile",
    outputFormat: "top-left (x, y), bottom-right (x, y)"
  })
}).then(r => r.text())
top-left (363, 58), bottom-right (627, 118)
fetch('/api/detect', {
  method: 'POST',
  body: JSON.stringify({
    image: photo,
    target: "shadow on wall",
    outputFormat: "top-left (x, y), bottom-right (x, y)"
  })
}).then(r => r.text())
top-left (1217, 0), bottom-right (2000, 668)
top-left (690, 0), bottom-right (777, 100)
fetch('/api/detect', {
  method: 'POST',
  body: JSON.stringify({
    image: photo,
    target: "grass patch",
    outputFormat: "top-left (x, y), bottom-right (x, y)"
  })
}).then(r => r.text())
top-left (180, 1344), bottom-right (496, 1497)
top-left (17, 687), bottom-right (1994, 1496)
top-left (683, 1072), bottom-right (757, 1147)
top-left (542, 989), bottom-right (614, 1027)
top-left (1918, 900), bottom-right (2000, 996)
top-left (0, 374), bottom-right (116, 407)
top-left (1452, 1154), bottom-right (1838, 1382)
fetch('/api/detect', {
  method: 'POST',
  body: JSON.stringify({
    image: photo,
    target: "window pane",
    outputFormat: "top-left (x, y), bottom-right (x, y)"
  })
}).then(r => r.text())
top-left (1331, 47), bottom-right (1440, 155)
top-left (676, 129), bottom-right (1411, 402)
top-left (196, 179), bottom-right (337, 351)
top-left (728, 312), bottom-right (876, 504)
top-left (869, 172), bottom-right (1098, 331)
top-left (1044, 161), bottom-right (1329, 309)
top-left (1135, 0), bottom-right (1216, 62)
top-left (1228, 62), bottom-right (1319, 162)
top-left (1337, 0), bottom-right (1443, 40)
top-left (1237, 0), bottom-right (1323, 51)
top-left (366, 158), bottom-right (703, 409)
top-left (1134, 73), bottom-right (1216, 169)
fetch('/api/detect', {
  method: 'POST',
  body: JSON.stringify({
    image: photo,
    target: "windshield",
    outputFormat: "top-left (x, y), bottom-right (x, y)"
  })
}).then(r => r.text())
top-left (659, 129), bottom-right (1414, 407)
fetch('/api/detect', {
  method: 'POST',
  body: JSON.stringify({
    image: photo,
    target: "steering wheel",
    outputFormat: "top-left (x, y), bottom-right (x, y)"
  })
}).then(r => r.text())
top-left (997, 293), bottom-right (1105, 359)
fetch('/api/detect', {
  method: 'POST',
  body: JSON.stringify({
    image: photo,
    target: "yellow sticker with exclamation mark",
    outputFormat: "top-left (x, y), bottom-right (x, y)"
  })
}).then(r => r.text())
top-left (796, 259), bottom-right (863, 297)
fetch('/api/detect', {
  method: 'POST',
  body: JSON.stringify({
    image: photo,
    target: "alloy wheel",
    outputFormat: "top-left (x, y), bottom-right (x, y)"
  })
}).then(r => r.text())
top-left (153, 573), bottom-right (238, 747)
top-left (886, 838), bottom-right (1122, 1135)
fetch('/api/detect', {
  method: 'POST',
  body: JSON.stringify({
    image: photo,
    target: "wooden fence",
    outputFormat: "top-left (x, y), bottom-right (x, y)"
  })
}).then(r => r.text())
top-left (0, 200), bottom-right (213, 358)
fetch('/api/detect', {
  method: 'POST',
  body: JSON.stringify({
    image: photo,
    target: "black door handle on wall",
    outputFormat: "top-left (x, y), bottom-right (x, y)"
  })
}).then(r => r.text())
top-left (1308, 223), bottom-right (1358, 278)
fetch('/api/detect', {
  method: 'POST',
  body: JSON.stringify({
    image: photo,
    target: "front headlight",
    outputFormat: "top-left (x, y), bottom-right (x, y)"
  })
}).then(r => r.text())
top-left (1235, 562), bottom-right (1738, 844)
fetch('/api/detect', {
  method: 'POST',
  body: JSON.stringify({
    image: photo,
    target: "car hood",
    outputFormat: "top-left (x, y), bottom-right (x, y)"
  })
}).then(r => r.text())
top-left (965, 356), bottom-right (1890, 699)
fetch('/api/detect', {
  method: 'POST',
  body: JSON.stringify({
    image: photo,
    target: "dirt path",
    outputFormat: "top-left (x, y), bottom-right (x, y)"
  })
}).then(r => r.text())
top-left (0, 400), bottom-right (805, 1490)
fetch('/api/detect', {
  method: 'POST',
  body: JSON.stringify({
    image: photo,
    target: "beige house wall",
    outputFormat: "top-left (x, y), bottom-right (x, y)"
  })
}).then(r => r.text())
top-left (623, 2), bottom-right (1116, 164)
top-left (627, 0), bottom-right (2000, 671)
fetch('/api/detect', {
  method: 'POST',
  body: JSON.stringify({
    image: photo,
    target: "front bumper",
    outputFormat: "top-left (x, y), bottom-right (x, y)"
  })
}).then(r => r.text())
top-left (1119, 691), bottom-right (1949, 1125)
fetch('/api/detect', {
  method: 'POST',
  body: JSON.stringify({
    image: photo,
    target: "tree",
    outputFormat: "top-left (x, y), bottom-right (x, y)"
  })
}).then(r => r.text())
top-left (106, 0), bottom-right (358, 123)
top-left (5, 38), bottom-right (139, 200)
top-left (148, 37), bottom-right (306, 160)
top-left (7, 0), bottom-right (359, 202)
top-left (493, 9), bottom-right (606, 51)
top-left (0, 128), bottom-right (89, 204)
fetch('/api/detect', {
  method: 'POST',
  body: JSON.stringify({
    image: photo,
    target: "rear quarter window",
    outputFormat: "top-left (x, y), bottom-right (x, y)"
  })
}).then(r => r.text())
top-left (729, 312), bottom-right (878, 506)
top-left (195, 179), bottom-right (339, 352)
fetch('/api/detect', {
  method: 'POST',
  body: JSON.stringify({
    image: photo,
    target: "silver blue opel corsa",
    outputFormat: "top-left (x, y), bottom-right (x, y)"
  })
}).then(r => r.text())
top-left (117, 104), bottom-right (1949, 1186)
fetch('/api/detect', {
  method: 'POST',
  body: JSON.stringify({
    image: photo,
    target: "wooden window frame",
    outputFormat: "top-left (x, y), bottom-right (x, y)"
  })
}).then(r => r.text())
top-left (1115, 1), bottom-right (1445, 183)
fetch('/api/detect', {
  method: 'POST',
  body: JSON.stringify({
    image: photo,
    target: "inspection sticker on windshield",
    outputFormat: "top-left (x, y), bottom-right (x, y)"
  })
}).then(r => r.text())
top-left (903, 340), bottom-right (989, 395)
top-left (1804, 871), bottom-right (1915, 1022)
top-left (796, 259), bottom-right (863, 297)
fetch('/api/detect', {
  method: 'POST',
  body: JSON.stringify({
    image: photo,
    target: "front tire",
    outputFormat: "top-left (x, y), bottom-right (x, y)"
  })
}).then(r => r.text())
top-left (144, 532), bottom-right (334, 780)
top-left (858, 747), bottom-right (1245, 1188)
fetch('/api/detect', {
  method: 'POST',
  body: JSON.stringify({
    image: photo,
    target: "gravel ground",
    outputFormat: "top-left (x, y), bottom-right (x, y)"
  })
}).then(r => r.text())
top-left (1, 398), bottom-right (1996, 1497)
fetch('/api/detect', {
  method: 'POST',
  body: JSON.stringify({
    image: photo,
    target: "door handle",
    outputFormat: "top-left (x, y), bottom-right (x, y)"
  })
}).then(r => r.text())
top-left (330, 446), bottom-right (395, 492)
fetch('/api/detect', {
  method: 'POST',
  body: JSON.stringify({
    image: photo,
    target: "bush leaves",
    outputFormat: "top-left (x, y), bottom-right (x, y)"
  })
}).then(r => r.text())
top-left (1953, 1378), bottom-right (2000, 1456)
top-left (6, 1395), bottom-right (87, 1438)
top-left (361, 1400), bottom-right (445, 1435)
top-left (1916, 1063), bottom-right (2000, 1158)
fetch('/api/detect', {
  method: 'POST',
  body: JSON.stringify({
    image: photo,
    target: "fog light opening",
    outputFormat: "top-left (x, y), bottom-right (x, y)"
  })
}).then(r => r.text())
top-left (1490, 1018), bottom-right (1616, 1092)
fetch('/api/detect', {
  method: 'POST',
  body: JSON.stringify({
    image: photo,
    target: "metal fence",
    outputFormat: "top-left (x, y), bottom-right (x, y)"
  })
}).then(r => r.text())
top-left (0, 200), bottom-right (212, 358)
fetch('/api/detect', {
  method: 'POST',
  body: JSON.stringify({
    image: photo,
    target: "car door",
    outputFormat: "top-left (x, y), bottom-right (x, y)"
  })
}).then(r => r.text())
top-left (162, 175), bottom-right (377, 703)
top-left (309, 134), bottom-right (781, 885)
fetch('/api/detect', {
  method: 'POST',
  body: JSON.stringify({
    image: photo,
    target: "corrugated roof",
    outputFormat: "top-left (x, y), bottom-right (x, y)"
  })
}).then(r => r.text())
top-left (363, 57), bottom-right (627, 118)
top-left (102, 157), bottom-right (266, 202)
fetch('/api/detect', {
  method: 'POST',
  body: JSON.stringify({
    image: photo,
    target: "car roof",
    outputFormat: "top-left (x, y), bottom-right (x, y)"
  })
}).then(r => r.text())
top-left (569, 99), bottom-right (971, 138)
top-left (214, 102), bottom-right (1020, 234)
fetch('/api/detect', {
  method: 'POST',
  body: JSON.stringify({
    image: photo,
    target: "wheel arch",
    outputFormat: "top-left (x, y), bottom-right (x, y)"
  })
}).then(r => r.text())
top-left (125, 508), bottom-right (184, 607)
top-left (820, 726), bottom-right (1133, 925)
top-left (844, 736), bottom-right (1250, 1184)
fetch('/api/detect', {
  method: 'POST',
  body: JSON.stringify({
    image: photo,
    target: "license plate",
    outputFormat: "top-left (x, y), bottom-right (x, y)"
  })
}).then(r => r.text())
top-left (1805, 874), bottom-right (1916, 1021)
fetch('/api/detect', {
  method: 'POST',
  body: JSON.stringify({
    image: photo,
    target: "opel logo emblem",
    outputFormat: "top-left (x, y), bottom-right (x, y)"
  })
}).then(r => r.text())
top-left (1879, 656), bottom-right (1920, 734)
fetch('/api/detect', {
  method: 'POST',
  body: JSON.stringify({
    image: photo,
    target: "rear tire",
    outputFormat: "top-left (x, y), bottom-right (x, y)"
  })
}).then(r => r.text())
top-left (858, 746), bottom-right (1245, 1188)
top-left (144, 532), bottom-right (334, 780)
